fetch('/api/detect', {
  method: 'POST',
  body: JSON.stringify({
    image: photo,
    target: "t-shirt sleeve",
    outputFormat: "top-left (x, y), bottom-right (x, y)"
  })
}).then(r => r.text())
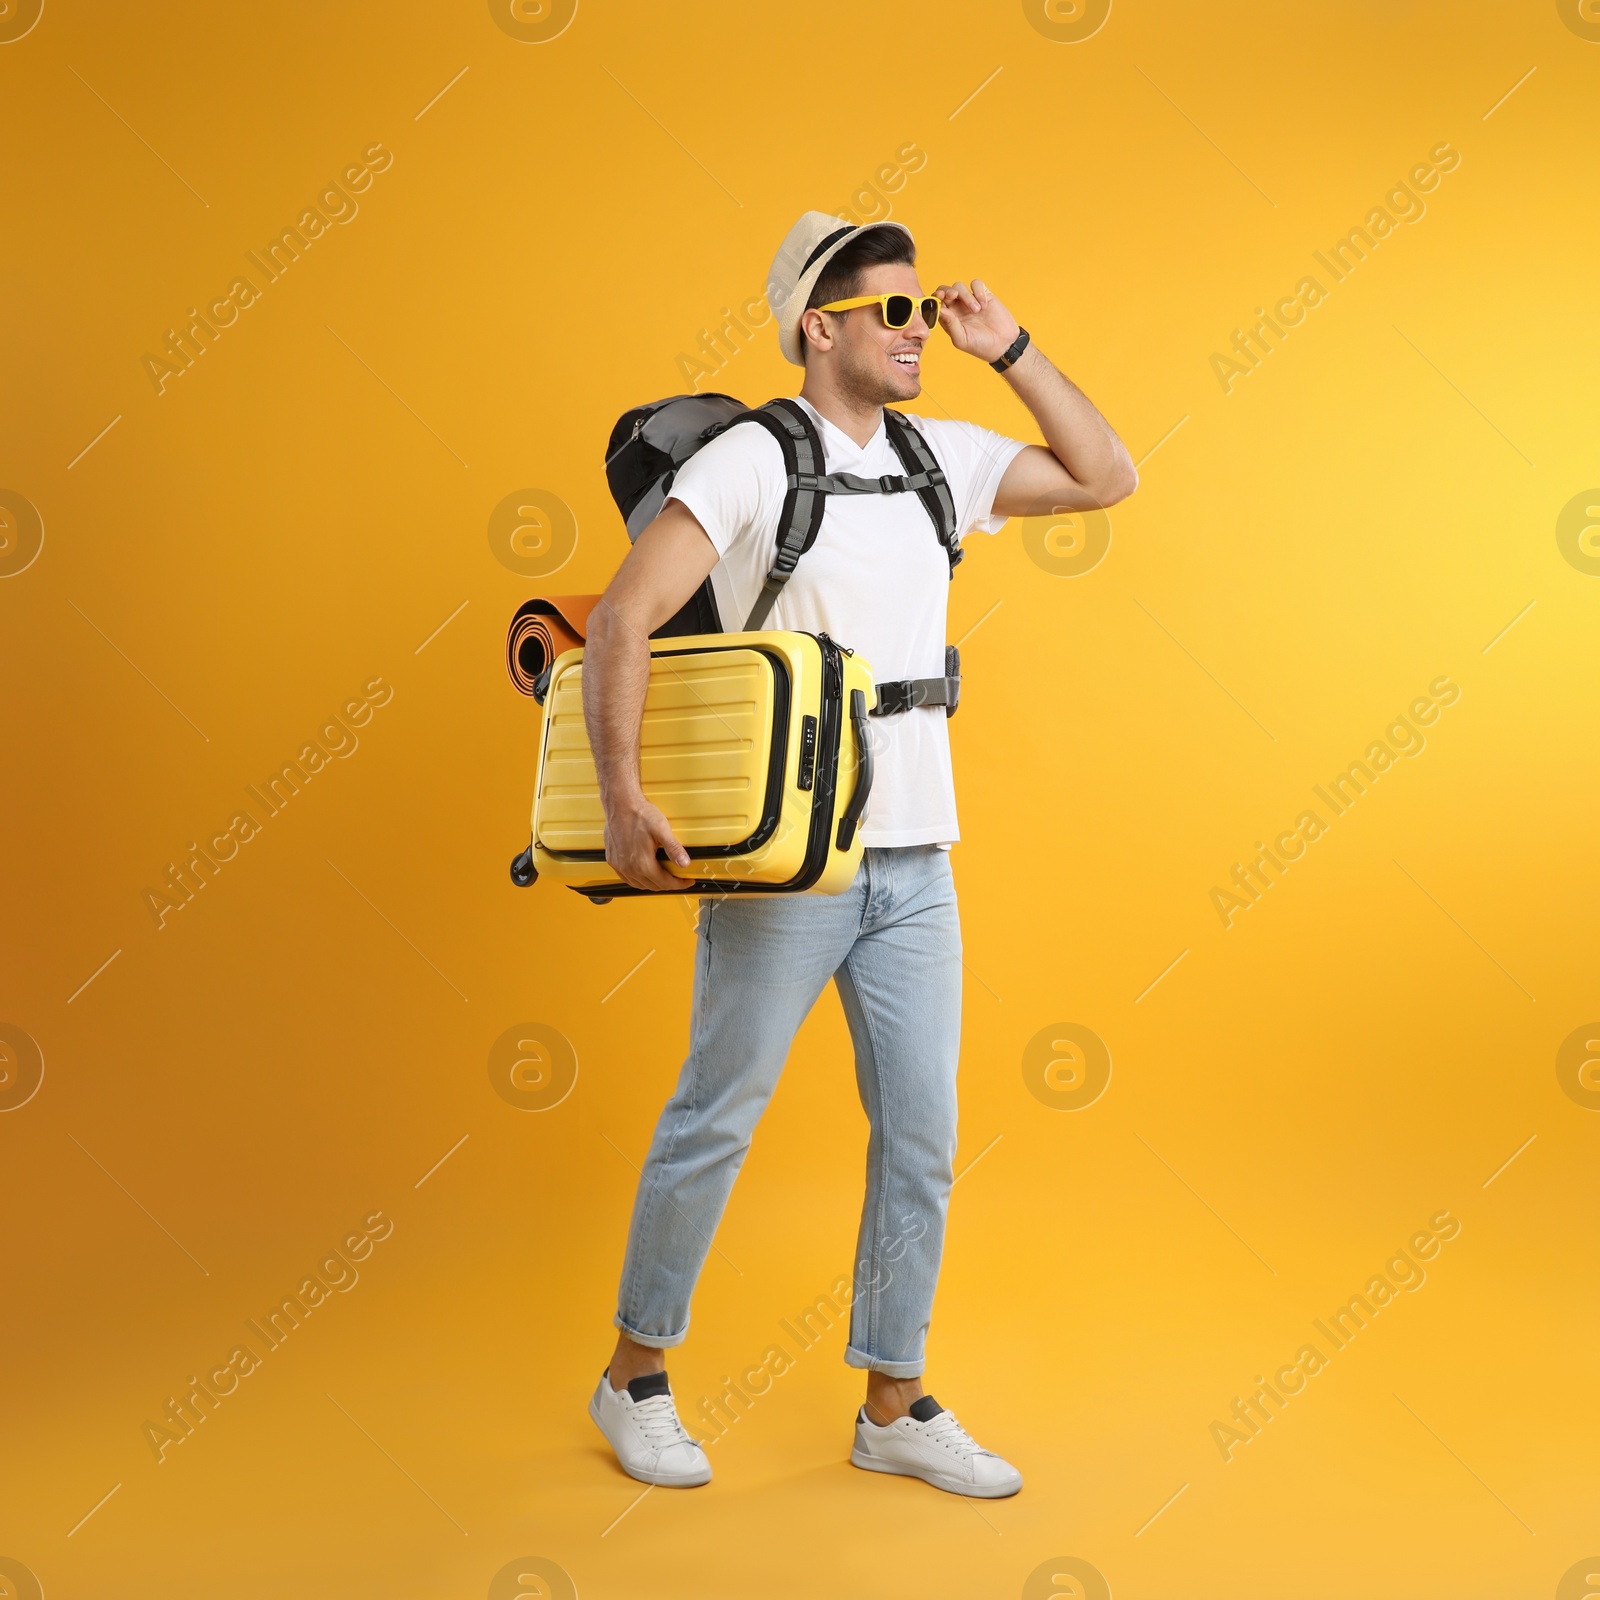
top-left (910, 416), bottom-right (1029, 539)
top-left (662, 422), bottom-right (786, 559)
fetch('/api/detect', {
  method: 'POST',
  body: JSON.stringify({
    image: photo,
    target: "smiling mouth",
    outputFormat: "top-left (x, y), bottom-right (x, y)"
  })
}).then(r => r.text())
top-left (890, 351), bottom-right (920, 369)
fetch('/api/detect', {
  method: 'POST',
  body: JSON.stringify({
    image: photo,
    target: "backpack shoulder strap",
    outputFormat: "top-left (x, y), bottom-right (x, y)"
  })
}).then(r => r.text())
top-left (881, 409), bottom-right (963, 576)
top-left (726, 398), bottom-right (828, 631)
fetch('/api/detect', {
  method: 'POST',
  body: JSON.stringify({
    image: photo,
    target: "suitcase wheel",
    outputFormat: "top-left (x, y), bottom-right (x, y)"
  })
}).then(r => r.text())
top-left (510, 845), bottom-right (537, 887)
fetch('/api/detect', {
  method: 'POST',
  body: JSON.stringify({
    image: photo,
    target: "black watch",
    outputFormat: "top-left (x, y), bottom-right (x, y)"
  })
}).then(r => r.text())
top-left (990, 327), bottom-right (1030, 372)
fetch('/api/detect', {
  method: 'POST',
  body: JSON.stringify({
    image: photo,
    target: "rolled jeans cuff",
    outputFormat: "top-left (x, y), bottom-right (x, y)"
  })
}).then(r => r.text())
top-left (613, 1313), bottom-right (688, 1350)
top-left (844, 1343), bottom-right (924, 1378)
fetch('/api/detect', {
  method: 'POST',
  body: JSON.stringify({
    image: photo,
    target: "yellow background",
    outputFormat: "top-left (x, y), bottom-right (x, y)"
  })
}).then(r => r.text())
top-left (4, 1), bottom-right (1598, 1596)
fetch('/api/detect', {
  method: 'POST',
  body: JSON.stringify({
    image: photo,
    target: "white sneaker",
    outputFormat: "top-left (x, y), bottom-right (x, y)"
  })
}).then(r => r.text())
top-left (851, 1395), bottom-right (1023, 1498)
top-left (589, 1369), bottom-right (712, 1488)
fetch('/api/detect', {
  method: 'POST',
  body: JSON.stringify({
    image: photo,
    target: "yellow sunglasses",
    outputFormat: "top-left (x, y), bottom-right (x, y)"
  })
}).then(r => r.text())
top-left (817, 292), bottom-right (942, 331)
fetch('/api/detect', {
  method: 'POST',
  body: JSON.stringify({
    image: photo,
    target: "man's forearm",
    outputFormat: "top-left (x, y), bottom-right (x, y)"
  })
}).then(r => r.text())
top-left (1002, 342), bottom-right (1136, 500)
top-left (582, 599), bottom-right (652, 810)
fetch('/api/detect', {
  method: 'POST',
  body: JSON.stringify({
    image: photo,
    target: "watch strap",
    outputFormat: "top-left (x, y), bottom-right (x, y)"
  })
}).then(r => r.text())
top-left (990, 326), bottom-right (1030, 373)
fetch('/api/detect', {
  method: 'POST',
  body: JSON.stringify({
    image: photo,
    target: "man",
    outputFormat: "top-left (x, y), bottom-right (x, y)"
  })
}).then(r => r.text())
top-left (583, 212), bottom-right (1137, 1497)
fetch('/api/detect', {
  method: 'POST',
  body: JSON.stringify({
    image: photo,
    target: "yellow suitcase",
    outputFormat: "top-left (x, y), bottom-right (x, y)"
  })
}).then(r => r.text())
top-left (513, 631), bottom-right (876, 903)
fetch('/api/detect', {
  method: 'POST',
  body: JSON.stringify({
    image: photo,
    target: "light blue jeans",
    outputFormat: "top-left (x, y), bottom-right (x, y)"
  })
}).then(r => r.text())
top-left (614, 846), bottom-right (963, 1377)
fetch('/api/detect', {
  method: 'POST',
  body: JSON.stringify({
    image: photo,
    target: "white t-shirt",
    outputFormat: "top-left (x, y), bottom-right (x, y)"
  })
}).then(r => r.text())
top-left (666, 395), bottom-right (1027, 847)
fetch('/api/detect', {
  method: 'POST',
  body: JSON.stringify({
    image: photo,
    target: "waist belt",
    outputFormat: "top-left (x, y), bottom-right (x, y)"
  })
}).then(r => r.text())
top-left (871, 646), bottom-right (961, 719)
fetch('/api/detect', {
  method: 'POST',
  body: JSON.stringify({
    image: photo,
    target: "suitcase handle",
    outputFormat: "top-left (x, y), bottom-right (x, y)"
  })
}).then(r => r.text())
top-left (835, 687), bottom-right (873, 851)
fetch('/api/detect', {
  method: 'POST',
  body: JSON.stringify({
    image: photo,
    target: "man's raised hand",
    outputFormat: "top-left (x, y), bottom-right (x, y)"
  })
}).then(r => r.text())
top-left (933, 278), bottom-right (1022, 365)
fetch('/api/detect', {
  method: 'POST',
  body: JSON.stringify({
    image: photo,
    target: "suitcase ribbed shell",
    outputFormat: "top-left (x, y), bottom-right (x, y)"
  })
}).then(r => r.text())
top-left (528, 631), bottom-right (874, 898)
top-left (537, 650), bottom-right (776, 851)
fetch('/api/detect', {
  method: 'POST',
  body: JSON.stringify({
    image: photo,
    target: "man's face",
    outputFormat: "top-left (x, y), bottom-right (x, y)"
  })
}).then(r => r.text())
top-left (816, 262), bottom-right (933, 405)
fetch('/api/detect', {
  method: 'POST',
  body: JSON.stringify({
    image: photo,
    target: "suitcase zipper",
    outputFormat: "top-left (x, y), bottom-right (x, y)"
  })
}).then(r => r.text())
top-left (817, 632), bottom-right (844, 705)
top-left (814, 632), bottom-right (844, 820)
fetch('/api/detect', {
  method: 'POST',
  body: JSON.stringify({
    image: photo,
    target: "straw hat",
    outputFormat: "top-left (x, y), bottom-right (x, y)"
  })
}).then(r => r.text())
top-left (767, 211), bottom-right (915, 366)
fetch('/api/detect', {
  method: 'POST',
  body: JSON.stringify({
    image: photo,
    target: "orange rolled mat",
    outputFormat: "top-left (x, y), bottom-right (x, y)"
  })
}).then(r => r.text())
top-left (506, 595), bottom-right (600, 700)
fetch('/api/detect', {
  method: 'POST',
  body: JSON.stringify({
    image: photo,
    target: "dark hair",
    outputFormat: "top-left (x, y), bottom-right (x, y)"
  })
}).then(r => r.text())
top-left (806, 226), bottom-right (916, 316)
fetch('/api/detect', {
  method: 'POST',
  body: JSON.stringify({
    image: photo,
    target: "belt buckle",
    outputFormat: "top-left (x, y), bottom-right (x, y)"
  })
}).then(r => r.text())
top-left (873, 681), bottom-right (912, 717)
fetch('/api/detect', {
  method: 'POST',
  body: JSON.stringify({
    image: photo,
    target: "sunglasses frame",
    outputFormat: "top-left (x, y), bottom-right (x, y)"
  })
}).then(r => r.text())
top-left (816, 292), bottom-right (943, 332)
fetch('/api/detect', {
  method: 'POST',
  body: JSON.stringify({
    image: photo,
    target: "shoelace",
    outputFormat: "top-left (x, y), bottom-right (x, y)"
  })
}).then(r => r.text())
top-left (631, 1393), bottom-right (695, 1451)
top-left (914, 1410), bottom-right (988, 1459)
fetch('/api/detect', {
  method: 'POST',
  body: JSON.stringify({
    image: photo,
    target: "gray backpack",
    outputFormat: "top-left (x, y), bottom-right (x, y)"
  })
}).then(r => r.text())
top-left (603, 393), bottom-right (964, 714)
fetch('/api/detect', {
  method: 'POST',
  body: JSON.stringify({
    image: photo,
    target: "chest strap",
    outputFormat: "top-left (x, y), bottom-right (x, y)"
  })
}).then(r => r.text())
top-left (788, 469), bottom-right (945, 496)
